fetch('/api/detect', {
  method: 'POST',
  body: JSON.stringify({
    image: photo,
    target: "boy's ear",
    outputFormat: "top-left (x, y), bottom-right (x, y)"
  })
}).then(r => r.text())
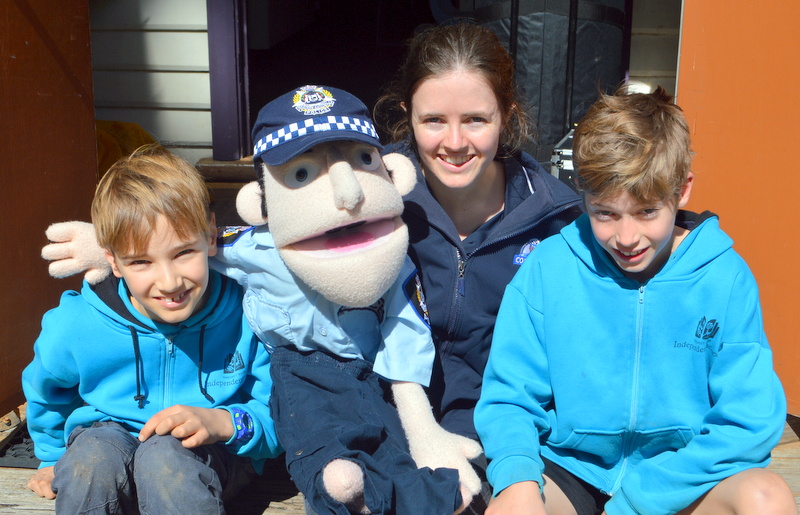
top-left (207, 212), bottom-right (218, 257)
top-left (104, 249), bottom-right (123, 278)
top-left (677, 172), bottom-right (694, 208)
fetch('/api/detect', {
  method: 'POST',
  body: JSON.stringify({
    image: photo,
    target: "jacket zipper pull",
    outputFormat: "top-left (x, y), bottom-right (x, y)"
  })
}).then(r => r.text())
top-left (457, 257), bottom-right (466, 296)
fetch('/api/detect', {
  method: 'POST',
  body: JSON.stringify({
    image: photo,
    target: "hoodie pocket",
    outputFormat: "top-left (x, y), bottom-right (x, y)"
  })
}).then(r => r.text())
top-left (631, 426), bottom-right (696, 460)
top-left (548, 429), bottom-right (627, 466)
top-left (547, 426), bottom-right (696, 466)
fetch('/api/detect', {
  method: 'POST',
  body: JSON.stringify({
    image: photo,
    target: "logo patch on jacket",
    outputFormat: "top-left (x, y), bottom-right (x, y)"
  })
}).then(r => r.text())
top-left (513, 239), bottom-right (541, 265)
top-left (695, 317), bottom-right (719, 340)
top-left (224, 351), bottom-right (245, 374)
top-left (673, 317), bottom-right (721, 356)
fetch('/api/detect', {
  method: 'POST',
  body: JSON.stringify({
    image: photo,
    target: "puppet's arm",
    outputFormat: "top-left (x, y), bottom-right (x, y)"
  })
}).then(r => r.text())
top-left (392, 381), bottom-right (483, 502)
top-left (42, 222), bottom-right (110, 284)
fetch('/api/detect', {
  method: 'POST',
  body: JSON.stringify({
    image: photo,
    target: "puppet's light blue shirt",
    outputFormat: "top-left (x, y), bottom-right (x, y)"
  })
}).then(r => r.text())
top-left (212, 226), bottom-right (434, 386)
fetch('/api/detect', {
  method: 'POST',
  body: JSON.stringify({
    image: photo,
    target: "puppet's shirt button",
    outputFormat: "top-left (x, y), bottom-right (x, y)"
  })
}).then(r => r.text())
top-left (319, 328), bottom-right (328, 336)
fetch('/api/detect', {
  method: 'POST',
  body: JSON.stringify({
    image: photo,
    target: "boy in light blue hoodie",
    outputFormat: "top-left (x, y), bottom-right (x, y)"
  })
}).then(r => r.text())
top-left (23, 145), bottom-right (282, 514)
top-left (474, 86), bottom-right (795, 515)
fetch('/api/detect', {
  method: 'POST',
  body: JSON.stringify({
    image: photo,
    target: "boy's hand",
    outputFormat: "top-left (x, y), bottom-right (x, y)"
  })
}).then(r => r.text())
top-left (139, 405), bottom-right (234, 448)
top-left (486, 481), bottom-right (545, 515)
top-left (42, 221), bottom-right (111, 284)
top-left (27, 466), bottom-right (56, 499)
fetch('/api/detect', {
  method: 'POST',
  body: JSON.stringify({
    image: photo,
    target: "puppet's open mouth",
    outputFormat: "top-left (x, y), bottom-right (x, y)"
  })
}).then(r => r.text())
top-left (288, 218), bottom-right (398, 257)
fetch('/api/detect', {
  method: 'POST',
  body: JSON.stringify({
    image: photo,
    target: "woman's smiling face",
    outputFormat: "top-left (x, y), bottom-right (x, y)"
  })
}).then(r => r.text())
top-left (409, 70), bottom-right (504, 194)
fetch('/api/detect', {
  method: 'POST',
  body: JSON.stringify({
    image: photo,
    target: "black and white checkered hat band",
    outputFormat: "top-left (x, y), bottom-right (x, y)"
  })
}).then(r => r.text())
top-left (253, 115), bottom-right (379, 157)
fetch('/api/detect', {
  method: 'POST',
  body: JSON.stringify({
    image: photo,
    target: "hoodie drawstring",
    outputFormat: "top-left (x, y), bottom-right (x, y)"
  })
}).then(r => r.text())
top-left (129, 324), bottom-right (215, 408)
top-left (129, 326), bottom-right (146, 409)
top-left (198, 325), bottom-right (215, 403)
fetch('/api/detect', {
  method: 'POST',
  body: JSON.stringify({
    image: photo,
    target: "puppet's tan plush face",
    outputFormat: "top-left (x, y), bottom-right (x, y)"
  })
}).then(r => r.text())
top-left (260, 141), bottom-right (416, 307)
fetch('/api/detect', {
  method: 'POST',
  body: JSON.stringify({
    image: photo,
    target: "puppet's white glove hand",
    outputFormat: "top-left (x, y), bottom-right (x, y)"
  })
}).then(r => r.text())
top-left (42, 221), bottom-right (111, 284)
top-left (392, 382), bottom-right (483, 504)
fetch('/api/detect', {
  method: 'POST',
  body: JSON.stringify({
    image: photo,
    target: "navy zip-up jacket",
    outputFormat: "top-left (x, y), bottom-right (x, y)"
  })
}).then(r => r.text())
top-left (388, 140), bottom-right (583, 439)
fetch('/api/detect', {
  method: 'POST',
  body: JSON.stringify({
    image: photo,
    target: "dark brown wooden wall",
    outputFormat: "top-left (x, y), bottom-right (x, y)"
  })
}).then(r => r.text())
top-left (0, 0), bottom-right (98, 415)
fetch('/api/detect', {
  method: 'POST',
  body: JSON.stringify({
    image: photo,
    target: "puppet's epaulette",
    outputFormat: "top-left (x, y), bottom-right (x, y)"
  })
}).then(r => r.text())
top-left (216, 226), bottom-right (254, 247)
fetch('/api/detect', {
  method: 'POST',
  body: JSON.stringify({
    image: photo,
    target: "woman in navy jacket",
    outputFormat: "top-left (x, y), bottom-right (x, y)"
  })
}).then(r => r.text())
top-left (376, 21), bottom-right (582, 444)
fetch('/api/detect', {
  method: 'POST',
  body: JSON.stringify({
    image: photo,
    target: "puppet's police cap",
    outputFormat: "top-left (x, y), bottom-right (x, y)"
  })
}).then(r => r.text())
top-left (252, 85), bottom-right (383, 167)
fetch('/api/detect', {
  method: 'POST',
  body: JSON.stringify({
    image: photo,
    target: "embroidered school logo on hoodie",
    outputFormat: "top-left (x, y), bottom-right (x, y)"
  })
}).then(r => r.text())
top-left (513, 239), bottom-right (541, 265)
top-left (673, 317), bottom-right (721, 356)
top-left (695, 317), bottom-right (719, 340)
top-left (224, 351), bottom-right (245, 374)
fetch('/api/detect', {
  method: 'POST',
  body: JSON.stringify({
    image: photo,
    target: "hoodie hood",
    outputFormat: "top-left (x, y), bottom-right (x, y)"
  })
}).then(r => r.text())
top-left (562, 210), bottom-right (728, 283)
top-left (84, 270), bottom-right (239, 334)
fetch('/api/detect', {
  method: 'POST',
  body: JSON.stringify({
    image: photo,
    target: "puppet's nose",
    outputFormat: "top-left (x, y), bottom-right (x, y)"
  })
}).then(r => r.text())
top-left (328, 156), bottom-right (364, 211)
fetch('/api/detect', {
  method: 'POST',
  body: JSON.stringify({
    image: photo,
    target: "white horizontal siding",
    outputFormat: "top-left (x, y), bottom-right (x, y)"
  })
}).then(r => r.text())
top-left (89, 0), bottom-right (212, 164)
top-left (91, 31), bottom-right (209, 71)
top-left (93, 70), bottom-right (210, 108)
top-left (90, 0), bottom-right (207, 30)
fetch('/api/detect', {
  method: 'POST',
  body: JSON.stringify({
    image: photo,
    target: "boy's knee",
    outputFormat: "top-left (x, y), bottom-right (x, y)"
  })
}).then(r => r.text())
top-left (56, 424), bottom-right (135, 489)
top-left (701, 468), bottom-right (797, 515)
top-left (739, 468), bottom-right (796, 513)
top-left (134, 434), bottom-right (186, 476)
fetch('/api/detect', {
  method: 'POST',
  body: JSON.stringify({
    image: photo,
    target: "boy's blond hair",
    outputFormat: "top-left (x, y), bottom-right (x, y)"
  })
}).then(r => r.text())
top-left (92, 144), bottom-right (212, 255)
top-left (573, 85), bottom-right (693, 204)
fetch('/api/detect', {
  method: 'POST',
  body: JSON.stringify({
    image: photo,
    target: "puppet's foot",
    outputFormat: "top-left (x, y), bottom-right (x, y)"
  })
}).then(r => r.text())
top-left (322, 459), bottom-right (369, 514)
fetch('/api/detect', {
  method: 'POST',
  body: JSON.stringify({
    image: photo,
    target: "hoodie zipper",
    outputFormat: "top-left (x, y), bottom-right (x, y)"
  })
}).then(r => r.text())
top-left (164, 334), bottom-right (175, 407)
top-left (612, 284), bottom-right (646, 492)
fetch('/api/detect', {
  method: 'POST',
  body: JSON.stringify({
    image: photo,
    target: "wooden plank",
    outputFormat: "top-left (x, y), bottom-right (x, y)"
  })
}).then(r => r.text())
top-left (0, 465), bottom-right (305, 514)
top-left (0, 467), bottom-right (55, 514)
top-left (781, 415), bottom-right (800, 447)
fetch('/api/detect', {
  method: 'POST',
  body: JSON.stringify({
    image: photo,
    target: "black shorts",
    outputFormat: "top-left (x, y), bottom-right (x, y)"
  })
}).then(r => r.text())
top-left (543, 457), bottom-right (610, 515)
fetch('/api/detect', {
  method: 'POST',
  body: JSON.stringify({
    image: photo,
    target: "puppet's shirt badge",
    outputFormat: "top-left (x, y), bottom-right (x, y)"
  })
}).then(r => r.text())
top-left (293, 86), bottom-right (336, 116)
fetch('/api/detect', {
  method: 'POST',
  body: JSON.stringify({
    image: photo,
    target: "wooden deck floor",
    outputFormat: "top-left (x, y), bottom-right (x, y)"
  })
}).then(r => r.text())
top-left (1, 413), bottom-right (798, 514)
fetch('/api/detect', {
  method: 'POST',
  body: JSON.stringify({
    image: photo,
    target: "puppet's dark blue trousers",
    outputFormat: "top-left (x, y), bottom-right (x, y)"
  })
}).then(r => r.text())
top-left (51, 421), bottom-right (255, 514)
top-left (269, 346), bottom-right (463, 515)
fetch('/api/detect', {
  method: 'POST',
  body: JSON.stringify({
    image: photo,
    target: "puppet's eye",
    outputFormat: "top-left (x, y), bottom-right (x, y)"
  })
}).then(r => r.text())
top-left (283, 162), bottom-right (319, 188)
top-left (353, 147), bottom-right (382, 171)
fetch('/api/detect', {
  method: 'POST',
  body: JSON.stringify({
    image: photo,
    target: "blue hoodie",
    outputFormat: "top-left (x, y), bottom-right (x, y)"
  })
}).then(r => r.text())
top-left (23, 271), bottom-right (282, 471)
top-left (475, 211), bottom-right (787, 515)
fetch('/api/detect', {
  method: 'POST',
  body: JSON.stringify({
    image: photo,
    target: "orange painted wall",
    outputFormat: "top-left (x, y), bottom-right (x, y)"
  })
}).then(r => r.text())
top-left (677, 1), bottom-right (800, 414)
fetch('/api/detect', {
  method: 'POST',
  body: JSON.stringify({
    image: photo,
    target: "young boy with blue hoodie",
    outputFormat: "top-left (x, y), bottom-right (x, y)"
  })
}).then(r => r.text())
top-left (23, 145), bottom-right (282, 513)
top-left (474, 86), bottom-right (796, 515)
